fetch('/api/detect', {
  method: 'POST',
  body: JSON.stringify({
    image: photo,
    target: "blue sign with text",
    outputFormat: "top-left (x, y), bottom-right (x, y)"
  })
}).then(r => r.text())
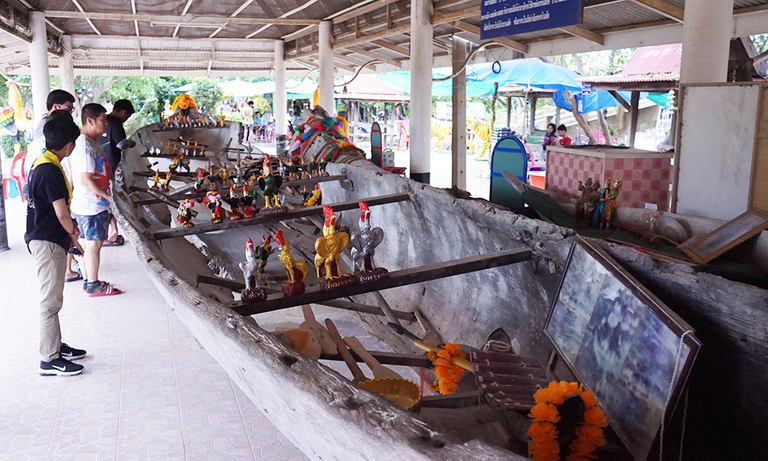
top-left (480, 0), bottom-right (583, 40)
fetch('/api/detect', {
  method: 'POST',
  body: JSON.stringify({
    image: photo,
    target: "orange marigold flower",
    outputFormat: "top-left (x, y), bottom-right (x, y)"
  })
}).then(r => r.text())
top-left (529, 403), bottom-right (561, 423)
top-left (580, 390), bottom-right (599, 409)
top-left (575, 425), bottom-right (605, 446)
top-left (528, 437), bottom-right (560, 455)
top-left (444, 343), bottom-right (466, 358)
top-left (570, 437), bottom-right (599, 456)
top-left (528, 421), bottom-right (557, 440)
top-left (437, 350), bottom-right (452, 361)
top-left (584, 407), bottom-right (608, 427)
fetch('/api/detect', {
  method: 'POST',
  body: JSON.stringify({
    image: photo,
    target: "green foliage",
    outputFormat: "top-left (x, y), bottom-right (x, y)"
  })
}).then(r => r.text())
top-left (225, 111), bottom-right (243, 123)
top-left (1, 135), bottom-right (28, 159)
top-left (191, 79), bottom-right (225, 114)
top-left (550, 48), bottom-right (634, 76)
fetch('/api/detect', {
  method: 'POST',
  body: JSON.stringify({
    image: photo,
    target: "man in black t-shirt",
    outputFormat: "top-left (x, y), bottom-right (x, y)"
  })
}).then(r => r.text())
top-left (25, 116), bottom-right (88, 377)
top-left (100, 99), bottom-right (135, 175)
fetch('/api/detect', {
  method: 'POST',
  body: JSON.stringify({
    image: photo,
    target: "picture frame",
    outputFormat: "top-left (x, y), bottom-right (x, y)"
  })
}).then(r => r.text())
top-left (681, 211), bottom-right (768, 264)
top-left (545, 236), bottom-right (701, 461)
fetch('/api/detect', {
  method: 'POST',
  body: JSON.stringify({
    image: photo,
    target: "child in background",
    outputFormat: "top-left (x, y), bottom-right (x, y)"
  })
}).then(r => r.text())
top-left (542, 123), bottom-right (558, 150)
top-left (557, 124), bottom-right (572, 146)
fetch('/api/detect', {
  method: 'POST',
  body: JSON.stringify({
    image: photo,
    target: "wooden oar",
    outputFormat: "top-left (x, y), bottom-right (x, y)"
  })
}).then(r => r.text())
top-left (414, 310), bottom-right (442, 345)
top-left (413, 340), bottom-right (474, 373)
top-left (300, 305), bottom-right (337, 355)
top-left (325, 319), bottom-right (366, 384)
top-left (343, 337), bottom-right (402, 379)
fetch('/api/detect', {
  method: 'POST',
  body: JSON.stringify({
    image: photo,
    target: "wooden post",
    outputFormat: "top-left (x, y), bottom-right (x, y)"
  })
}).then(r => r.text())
top-left (628, 91), bottom-right (640, 147)
top-left (529, 94), bottom-right (538, 135)
top-left (451, 36), bottom-right (467, 190)
top-left (506, 95), bottom-right (512, 128)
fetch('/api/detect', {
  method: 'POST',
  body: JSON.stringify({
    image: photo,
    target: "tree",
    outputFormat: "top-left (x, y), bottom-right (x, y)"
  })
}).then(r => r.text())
top-left (191, 79), bottom-right (224, 114)
top-left (562, 91), bottom-right (597, 145)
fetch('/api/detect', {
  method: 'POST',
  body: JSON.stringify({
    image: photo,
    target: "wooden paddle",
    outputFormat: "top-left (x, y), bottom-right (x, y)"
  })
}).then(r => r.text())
top-left (299, 305), bottom-right (337, 355)
top-left (343, 337), bottom-right (402, 379)
top-left (325, 319), bottom-right (367, 384)
top-left (413, 340), bottom-right (474, 373)
top-left (414, 310), bottom-right (442, 346)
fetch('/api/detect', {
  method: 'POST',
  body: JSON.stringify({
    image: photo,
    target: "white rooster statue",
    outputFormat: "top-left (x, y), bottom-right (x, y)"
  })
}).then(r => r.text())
top-left (239, 238), bottom-right (266, 303)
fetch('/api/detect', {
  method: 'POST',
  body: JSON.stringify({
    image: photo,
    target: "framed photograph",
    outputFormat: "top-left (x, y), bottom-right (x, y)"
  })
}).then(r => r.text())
top-left (545, 236), bottom-right (701, 461)
top-left (681, 211), bottom-right (768, 264)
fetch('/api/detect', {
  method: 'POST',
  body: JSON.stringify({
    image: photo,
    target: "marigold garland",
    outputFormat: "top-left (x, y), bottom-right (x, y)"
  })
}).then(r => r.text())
top-left (426, 343), bottom-right (466, 395)
top-left (528, 381), bottom-right (608, 461)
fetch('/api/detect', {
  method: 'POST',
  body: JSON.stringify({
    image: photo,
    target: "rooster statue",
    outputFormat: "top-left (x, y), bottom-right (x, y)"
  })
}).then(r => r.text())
top-left (257, 154), bottom-right (284, 211)
top-left (253, 235), bottom-right (273, 274)
top-left (176, 198), bottom-right (197, 227)
top-left (239, 238), bottom-right (267, 303)
top-left (275, 230), bottom-right (309, 296)
top-left (225, 186), bottom-right (242, 221)
top-left (314, 205), bottom-right (354, 290)
top-left (240, 184), bottom-right (256, 218)
top-left (350, 201), bottom-right (388, 282)
top-left (203, 187), bottom-right (224, 224)
top-left (0, 82), bottom-right (33, 155)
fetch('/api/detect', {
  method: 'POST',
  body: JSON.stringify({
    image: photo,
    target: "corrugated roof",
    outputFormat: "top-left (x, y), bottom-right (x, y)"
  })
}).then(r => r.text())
top-left (621, 44), bottom-right (682, 76)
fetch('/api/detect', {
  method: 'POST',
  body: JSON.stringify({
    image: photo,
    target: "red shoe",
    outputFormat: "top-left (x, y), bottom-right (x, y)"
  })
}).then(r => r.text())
top-left (87, 281), bottom-right (122, 297)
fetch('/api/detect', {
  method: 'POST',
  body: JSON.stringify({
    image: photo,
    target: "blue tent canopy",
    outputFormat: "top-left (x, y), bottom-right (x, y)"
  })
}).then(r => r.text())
top-left (552, 90), bottom-right (649, 114)
top-left (467, 60), bottom-right (582, 92)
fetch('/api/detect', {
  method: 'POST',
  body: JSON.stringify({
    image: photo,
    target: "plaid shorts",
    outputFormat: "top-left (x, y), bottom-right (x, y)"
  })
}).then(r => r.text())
top-left (73, 210), bottom-right (110, 242)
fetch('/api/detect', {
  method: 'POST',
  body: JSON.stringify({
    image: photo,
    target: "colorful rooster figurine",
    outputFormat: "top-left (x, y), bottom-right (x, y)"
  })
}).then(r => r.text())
top-left (151, 169), bottom-right (161, 190)
top-left (161, 171), bottom-right (172, 191)
top-left (350, 201), bottom-right (388, 282)
top-left (314, 205), bottom-right (354, 290)
top-left (302, 184), bottom-right (322, 207)
top-left (239, 238), bottom-right (267, 303)
top-left (225, 186), bottom-right (242, 221)
top-left (240, 184), bottom-right (256, 218)
top-left (257, 154), bottom-right (284, 210)
top-left (275, 230), bottom-right (308, 296)
top-left (176, 198), bottom-right (197, 227)
top-left (194, 167), bottom-right (206, 191)
top-left (204, 186), bottom-right (224, 224)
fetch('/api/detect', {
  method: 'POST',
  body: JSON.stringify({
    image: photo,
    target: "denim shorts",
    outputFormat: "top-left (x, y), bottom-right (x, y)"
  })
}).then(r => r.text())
top-left (73, 210), bottom-right (110, 241)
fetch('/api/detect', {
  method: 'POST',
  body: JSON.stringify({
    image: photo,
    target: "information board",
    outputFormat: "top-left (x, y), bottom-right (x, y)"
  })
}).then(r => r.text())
top-left (480, 0), bottom-right (582, 40)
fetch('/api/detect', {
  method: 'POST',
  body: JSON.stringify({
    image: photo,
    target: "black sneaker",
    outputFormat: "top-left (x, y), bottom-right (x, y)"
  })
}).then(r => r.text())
top-left (60, 343), bottom-right (86, 360)
top-left (39, 357), bottom-right (84, 376)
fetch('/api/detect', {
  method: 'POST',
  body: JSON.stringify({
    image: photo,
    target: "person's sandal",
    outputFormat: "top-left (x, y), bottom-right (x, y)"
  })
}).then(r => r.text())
top-left (103, 235), bottom-right (125, 247)
top-left (87, 281), bottom-right (122, 297)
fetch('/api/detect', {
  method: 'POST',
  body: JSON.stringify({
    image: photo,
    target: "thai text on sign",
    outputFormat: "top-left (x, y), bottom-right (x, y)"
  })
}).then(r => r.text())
top-left (480, 0), bottom-right (582, 40)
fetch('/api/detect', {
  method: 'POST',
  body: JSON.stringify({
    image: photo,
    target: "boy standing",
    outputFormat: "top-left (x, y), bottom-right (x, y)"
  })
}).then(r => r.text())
top-left (26, 116), bottom-right (87, 376)
top-left (70, 103), bottom-right (122, 297)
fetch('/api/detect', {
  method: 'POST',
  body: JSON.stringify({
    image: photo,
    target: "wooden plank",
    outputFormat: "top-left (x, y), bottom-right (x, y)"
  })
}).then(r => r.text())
top-left (317, 299), bottom-right (416, 321)
top-left (232, 248), bottom-right (532, 315)
top-left (608, 90), bottom-right (631, 111)
top-left (560, 25), bottom-right (604, 45)
top-left (421, 391), bottom-right (484, 409)
top-left (196, 274), bottom-right (282, 294)
top-left (474, 364), bottom-right (548, 379)
top-left (450, 20), bottom-right (528, 54)
top-left (133, 175), bottom-right (347, 206)
top-left (631, 0), bottom-right (684, 23)
top-left (320, 350), bottom-right (431, 367)
top-left (152, 192), bottom-right (411, 240)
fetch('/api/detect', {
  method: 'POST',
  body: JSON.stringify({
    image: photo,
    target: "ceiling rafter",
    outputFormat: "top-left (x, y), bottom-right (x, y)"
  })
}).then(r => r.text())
top-left (560, 25), bottom-right (604, 45)
top-left (173, 0), bottom-right (197, 37)
top-left (450, 20), bottom-right (528, 53)
top-left (371, 39), bottom-right (409, 56)
top-left (42, 11), bottom-right (320, 26)
top-left (344, 44), bottom-right (400, 67)
top-left (631, 0), bottom-right (684, 23)
top-left (246, 0), bottom-right (317, 39)
top-left (69, 0), bottom-right (101, 35)
top-left (209, 0), bottom-right (254, 38)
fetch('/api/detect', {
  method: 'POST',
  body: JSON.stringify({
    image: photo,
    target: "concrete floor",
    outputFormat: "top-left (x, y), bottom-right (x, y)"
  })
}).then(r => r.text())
top-left (0, 197), bottom-right (308, 460)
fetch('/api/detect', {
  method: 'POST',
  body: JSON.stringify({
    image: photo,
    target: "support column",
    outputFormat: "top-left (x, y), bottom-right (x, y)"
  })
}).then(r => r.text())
top-left (680, 0), bottom-right (733, 84)
top-left (529, 95), bottom-right (538, 135)
top-left (273, 39), bottom-right (288, 152)
top-left (318, 21), bottom-right (334, 113)
top-left (506, 95), bottom-right (512, 128)
top-left (59, 35), bottom-right (78, 116)
top-left (627, 91), bottom-right (640, 147)
top-left (409, 0), bottom-right (433, 184)
top-left (29, 11), bottom-right (50, 119)
top-left (451, 37), bottom-right (467, 190)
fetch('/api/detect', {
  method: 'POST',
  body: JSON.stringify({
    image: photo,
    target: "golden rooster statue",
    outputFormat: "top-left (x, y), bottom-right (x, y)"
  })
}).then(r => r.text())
top-left (314, 205), bottom-right (353, 289)
top-left (275, 230), bottom-right (309, 296)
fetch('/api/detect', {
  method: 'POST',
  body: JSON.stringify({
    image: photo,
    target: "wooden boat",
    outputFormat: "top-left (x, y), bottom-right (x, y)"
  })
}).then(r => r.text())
top-left (113, 121), bottom-right (768, 460)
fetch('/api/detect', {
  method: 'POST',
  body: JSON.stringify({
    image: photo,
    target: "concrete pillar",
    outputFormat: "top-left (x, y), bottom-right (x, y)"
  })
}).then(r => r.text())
top-left (409, 0), bottom-right (433, 184)
top-left (680, 0), bottom-right (734, 84)
top-left (318, 21), bottom-right (334, 113)
top-left (451, 37), bottom-right (467, 190)
top-left (29, 11), bottom-right (50, 119)
top-left (273, 39), bottom-right (288, 152)
top-left (59, 35), bottom-right (79, 117)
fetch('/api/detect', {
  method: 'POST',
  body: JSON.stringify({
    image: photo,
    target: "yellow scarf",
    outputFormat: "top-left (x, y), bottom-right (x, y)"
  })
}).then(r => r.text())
top-left (31, 149), bottom-right (72, 204)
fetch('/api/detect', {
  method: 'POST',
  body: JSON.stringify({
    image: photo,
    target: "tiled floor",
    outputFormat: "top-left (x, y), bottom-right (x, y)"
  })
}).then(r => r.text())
top-left (0, 198), bottom-right (307, 460)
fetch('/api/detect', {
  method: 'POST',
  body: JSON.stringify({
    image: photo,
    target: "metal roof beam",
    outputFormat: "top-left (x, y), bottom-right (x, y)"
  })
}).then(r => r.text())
top-left (41, 11), bottom-right (320, 26)
top-left (371, 39), bottom-right (409, 56)
top-left (560, 25), bottom-right (604, 45)
top-left (451, 20), bottom-right (528, 53)
top-left (631, 0), bottom-right (684, 23)
top-left (344, 45), bottom-right (400, 67)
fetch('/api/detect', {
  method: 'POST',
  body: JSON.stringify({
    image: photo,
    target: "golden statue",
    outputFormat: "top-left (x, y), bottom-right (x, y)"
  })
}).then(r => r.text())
top-left (314, 205), bottom-right (350, 282)
top-left (275, 230), bottom-right (309, 296)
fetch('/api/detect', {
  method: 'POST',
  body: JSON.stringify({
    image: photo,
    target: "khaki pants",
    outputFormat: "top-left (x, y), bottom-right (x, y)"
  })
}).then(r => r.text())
top-left (29, 240), bottom-right (66, 362)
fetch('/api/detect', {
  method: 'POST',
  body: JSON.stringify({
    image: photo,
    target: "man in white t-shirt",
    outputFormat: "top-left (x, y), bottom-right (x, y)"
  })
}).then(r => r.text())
top-left (69, 103), bottom-right (122, 297)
